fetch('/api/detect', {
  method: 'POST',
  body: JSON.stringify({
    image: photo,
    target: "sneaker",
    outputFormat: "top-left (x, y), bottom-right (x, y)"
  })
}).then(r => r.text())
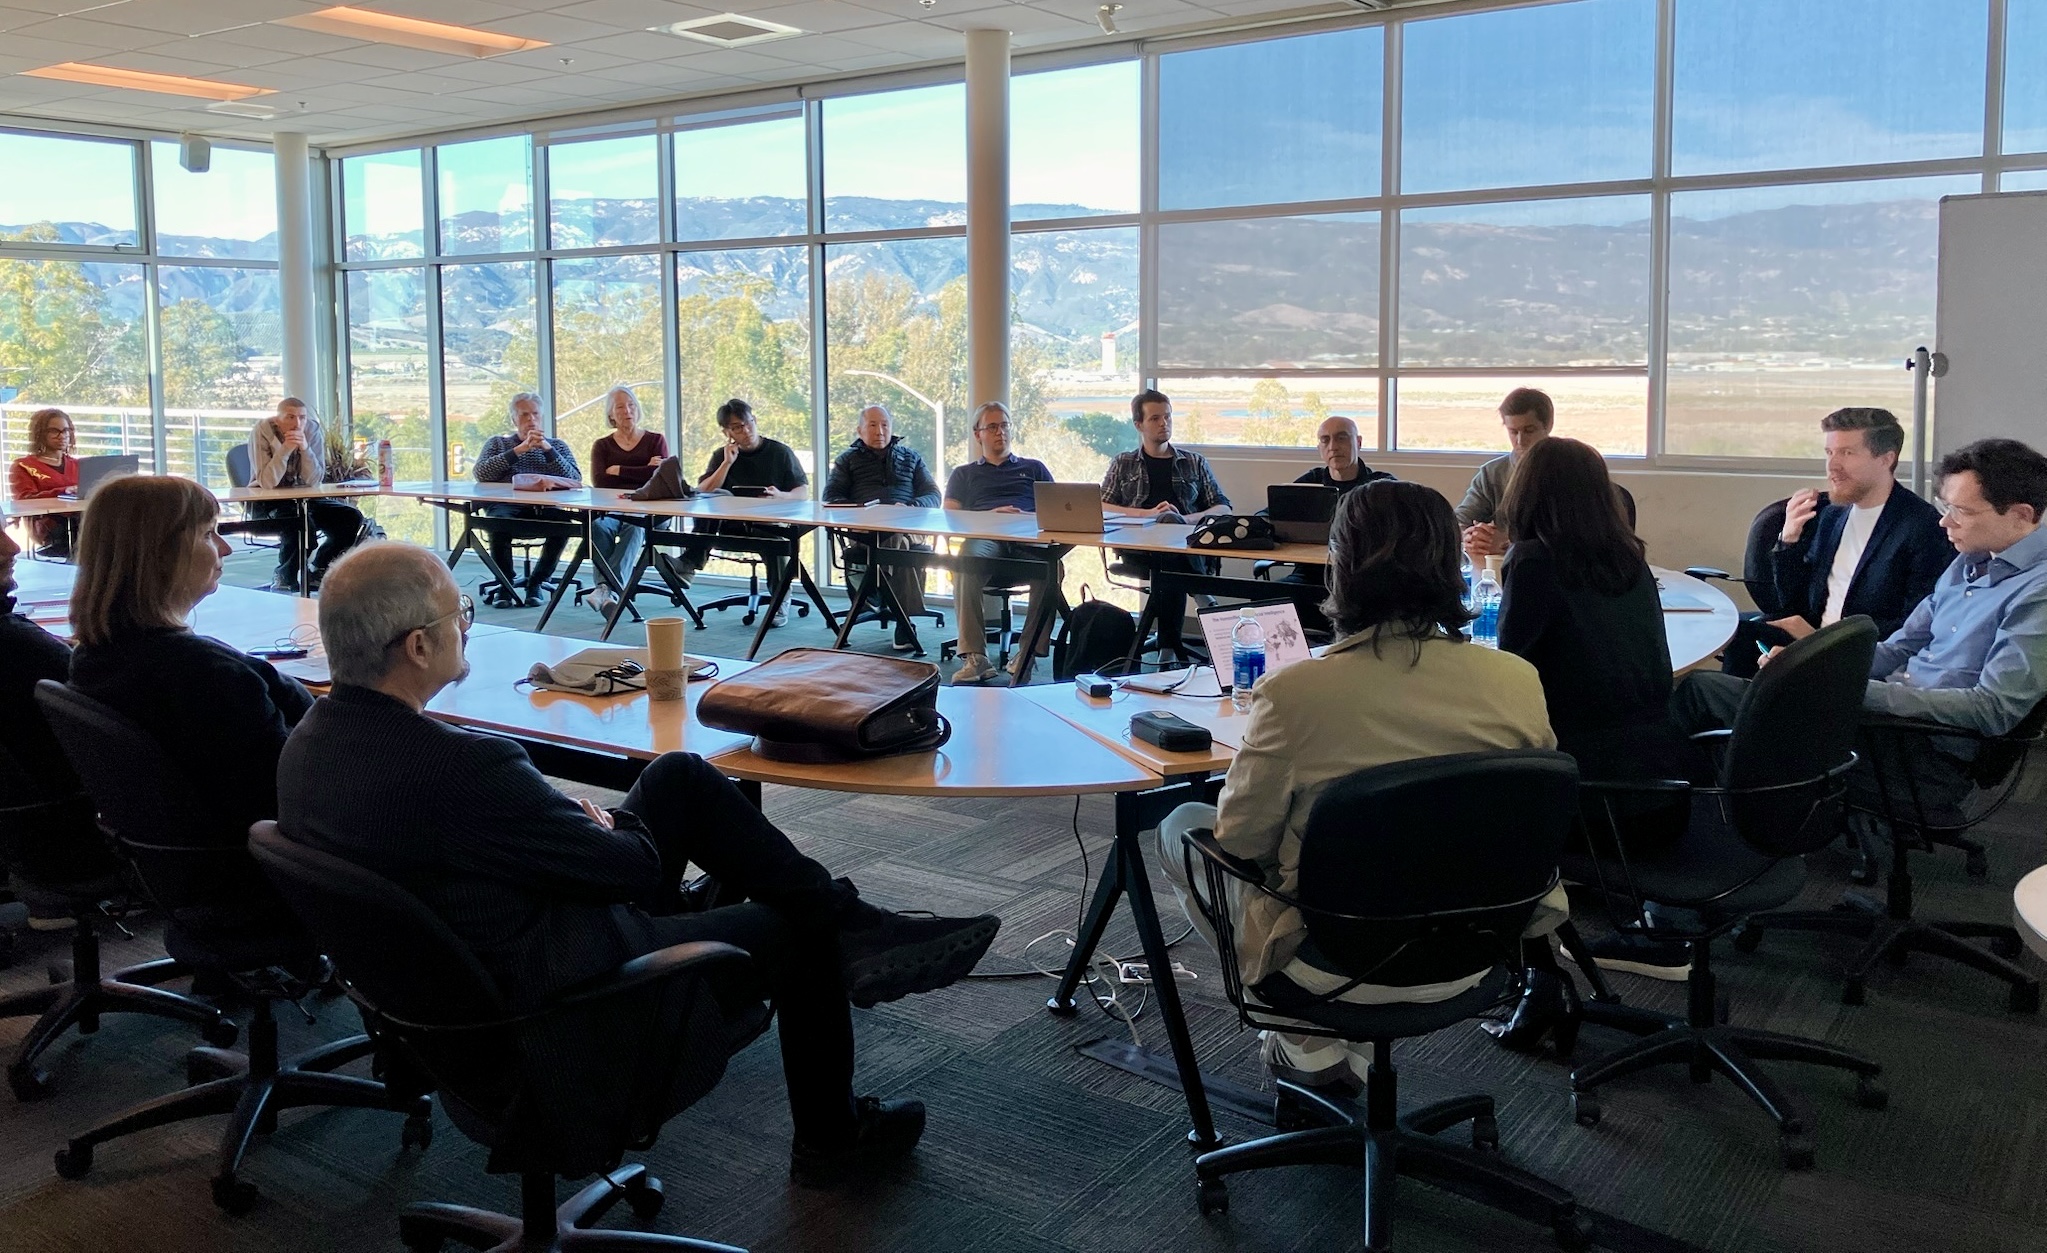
top-left (789, 1095), bottom-right (927, 1188)
top-left (1565, 927), bottom-right (1691, 981)
top-left (840, 909), bottom-right (1000, 1007)
top-left (951, 653), bottom-right (997, 685)
top-left (589, 587), bottom-right (617, 615)
top-left (892, 626), bottom-right (918, 652)
top-left (770, 609), bottom-right (789, 628)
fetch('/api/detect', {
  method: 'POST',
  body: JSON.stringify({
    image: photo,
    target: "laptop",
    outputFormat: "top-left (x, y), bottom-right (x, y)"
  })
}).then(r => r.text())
top-left (1033, 482), bottom-right (1149, 532)
top-left (61, 454), bottom-right (140, 501)
top-left (1266, 483), bottom-right (1340, 545)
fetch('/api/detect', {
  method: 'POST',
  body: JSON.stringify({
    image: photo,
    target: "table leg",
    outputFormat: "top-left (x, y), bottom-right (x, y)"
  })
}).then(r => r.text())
top-left (534, 536), bottom-right (586, 632)
top-left (297, 499), bottom-right (314, 599)
top-left (443, 504), bottom-right (520, 594)
top-left (744, 541), bottom-right (803, 660)
top-left (833, 564), bottom-right (880, 650)
top-left (601, 542), bottom-right (657, 641)
top-left (795, 559), bottom-right (842, 635)
top-left (1008, 552), bottom-right (1068, 685)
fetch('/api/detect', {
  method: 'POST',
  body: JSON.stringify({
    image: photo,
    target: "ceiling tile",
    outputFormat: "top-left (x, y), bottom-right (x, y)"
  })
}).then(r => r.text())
top-left (544, 0), bottom-right (724, 29)
top-left (494, 44), bottom-right (636, 73)
top-left (200, 21), bottom-right (366, 55)
top-left (0, 32), bottom-right (125, 64)
top-left (477, 12), bottom-right (633, 43)
top-left (727, 1), bottom-right (896, 34)
top-left (841, 0), bottom-right (1014, 21)
top-left (85, 0), bottom-right (317, 38)
top-left (921, 6), bottom-right (1093, 35)
top-left (9, 14), bottom-right (166, 47)
top-left (321, 43), bottom-right (478, 72)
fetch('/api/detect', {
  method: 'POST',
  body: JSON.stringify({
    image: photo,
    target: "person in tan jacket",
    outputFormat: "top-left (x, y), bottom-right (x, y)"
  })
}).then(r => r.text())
top-left (1157, 479), bottom-right (1563, 1093)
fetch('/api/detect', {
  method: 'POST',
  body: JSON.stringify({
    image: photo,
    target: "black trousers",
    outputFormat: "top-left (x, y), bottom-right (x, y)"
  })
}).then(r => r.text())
top-left (680, 520), bottom-right (786, 593)
top-left (1116, 551), bottom-right (1211, 652)
top-left (617, 752), bottom-right (862, 1146)
top-left (250, 499), bottom-right (365, 585)
top-left (481, 504), bottom-right (574, 592)
top-left (1718, 616), bottom-right (1797, 678)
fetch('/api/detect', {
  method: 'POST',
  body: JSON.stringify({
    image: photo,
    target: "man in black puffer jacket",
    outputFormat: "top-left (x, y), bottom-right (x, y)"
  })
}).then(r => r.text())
top-left (823, 405), bottom-right (943, 651)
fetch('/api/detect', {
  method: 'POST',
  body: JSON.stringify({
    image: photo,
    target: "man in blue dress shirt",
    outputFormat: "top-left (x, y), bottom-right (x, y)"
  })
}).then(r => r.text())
top-left (942, 401), bottom-right (1053, 685)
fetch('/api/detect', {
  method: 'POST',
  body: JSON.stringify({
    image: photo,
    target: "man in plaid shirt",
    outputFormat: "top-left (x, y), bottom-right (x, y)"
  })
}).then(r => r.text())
top-left (1101, 389), bottom-right (1232, 660)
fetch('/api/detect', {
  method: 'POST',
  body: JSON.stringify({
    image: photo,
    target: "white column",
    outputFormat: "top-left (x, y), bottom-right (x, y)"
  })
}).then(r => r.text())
top-left (273, 132), bottom-right (319, 403)
top-left (964, 29), bottom-right (1011, 416)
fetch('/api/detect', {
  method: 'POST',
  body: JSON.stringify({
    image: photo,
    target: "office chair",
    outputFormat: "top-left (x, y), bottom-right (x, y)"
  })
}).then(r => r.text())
top-left (830, 532), bottom-right (943, 654)
top-left (1733, 701), bottom-right (2046, 1013)
top-left (937, 578), bottom-right (1031, 667)
top-left (1563, 618), bottom-right (1888, 1170)
top-left (222, 446), bottom-right (298, 589)
top-left (1683, 497), bottom-right (1799, 620)
top-left (35, 683), bottom-right (430, 1213)
top-left (250, 823), bottom-right (771, 1253)
top-left (1180, 750), bottom-right (1593, 1251)
top-left (693, 550), bottom-right (810, 628)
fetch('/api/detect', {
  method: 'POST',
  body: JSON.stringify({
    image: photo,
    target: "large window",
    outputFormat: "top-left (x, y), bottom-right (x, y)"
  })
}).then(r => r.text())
top-left (552, 255), bottom-right (665, 461)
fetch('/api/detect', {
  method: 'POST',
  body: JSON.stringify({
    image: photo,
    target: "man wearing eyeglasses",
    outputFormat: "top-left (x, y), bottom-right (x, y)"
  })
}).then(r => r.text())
top-left (942, 401), bottom-right (1054, 685)
top-left (279, 542), bottom-right (1000, 1187)
top-left (667, 397), bottom-right (809, 628)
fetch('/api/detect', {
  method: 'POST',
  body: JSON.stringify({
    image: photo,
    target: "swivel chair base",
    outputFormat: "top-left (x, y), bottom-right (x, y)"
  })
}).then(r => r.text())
top-left (1, 921), bottom-right (234, 1100)
top-left (1194, 1043), bottom-right (1591, 1252)
top-left (399, 1165), bottom-right (744, 1253)
top-left (1569, 940), bottom-right (1886, 1170)
top-left (52, 997), bottom-right (431, 1213)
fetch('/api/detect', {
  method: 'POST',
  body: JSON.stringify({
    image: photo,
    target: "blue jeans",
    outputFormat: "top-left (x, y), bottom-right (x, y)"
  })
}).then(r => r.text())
top-left (592, 514), bottom-right (644, 592)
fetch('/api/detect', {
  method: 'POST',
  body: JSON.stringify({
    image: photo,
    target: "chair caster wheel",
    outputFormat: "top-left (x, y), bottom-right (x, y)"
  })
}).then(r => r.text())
top-left (1471, 1113), bottom-right (1500, 1151)
top-left (53, 1144), bottom-right (91, 1179)
top-left (1855, 1075), bottom-right (1888, 1110)
top-left (796, 604), bottom-right (810, 618)
top-left (1780, 1134), bottom-right (1816, 1171)
top-left (1553, 1210), bottom-right (1595, 1251)
top-left (400, 1113), bottom-right (433, 1151)
top-left (202, 1017), bottom-right (240, 1048)
top-left (9, 1063), bottom-right (50, 1102)
top-left (624, 1174), bottom-right (664, 1222)
top-left (1571, 1091), bottom-right (1601, 1127)
top-left (1731, 925), bottom-right (1763, 954)
top-left (1841, 979), bottom-right (1866, 1006)
top-left (1990, 934), bottom-right (2023, 959)
top-left (212, 1174), bottom-right (260, 1215)
top-left (934, 614), bottom-right (945, 628)
top-left (1965, 850), bottom-right (1989, 878)
top-left (741, 613), bottom-right (757, 627)
top-left (2009, 982), bottom-right (2040, 1014)
top-left (1195, 1177), bottom-right (1228, 1216)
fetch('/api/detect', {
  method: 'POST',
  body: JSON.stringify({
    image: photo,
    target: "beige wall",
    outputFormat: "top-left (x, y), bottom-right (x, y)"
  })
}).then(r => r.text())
top-left (1200, 450), bottom-right (1819, 612)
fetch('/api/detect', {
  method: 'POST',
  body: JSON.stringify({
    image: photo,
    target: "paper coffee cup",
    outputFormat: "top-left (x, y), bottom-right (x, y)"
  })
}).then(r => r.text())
top-left (646, 617), bottom-right (685, 702)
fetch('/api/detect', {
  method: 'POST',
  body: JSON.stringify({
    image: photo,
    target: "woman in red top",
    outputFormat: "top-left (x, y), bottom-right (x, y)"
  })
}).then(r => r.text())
top-left (588, 386), bottom-right (668, 614)
top-left (9, 408), bottom-right (80, 557)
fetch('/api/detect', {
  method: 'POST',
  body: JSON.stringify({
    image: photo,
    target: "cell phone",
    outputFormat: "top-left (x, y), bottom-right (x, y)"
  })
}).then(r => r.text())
top-left (726, 484), bottom-right (770, 498)
top-left (251, 646), bottom-right (309, 661)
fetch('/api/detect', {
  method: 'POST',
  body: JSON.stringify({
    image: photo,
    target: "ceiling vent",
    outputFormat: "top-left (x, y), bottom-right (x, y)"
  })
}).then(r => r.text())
top-left (651, 14), bottom-right (804, 48)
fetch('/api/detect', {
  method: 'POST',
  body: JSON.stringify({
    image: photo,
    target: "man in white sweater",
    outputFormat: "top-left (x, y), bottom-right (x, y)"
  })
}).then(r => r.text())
top-left (245, 397), bottom-right (364, 593)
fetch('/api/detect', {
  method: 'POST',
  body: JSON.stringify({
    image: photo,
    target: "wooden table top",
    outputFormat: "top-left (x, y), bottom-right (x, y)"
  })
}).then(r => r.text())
top-left (2, 496), bottom-right (84, 518)
top-left (1015, 680), bottom-right (1241, 778)
top-left (1656, 567), bottom-right (1740, 673)
top-left (2017, 864), bottom-right (2047, 965)
top-left (222, 483), bottom-right (386, 504)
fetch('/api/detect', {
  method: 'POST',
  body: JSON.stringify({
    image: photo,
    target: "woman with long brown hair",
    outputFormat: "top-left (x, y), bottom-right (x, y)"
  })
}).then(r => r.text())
top-left (67, 475), bottom-right (313, 846)
top-left (9, 408), bottom-right (80, 556)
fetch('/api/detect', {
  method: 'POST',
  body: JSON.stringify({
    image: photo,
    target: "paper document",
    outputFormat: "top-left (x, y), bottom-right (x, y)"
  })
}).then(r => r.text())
top-left (1197, 600), bottom-right (1312, 686)
top-left (1658, 586), bottom-right (1717, 613)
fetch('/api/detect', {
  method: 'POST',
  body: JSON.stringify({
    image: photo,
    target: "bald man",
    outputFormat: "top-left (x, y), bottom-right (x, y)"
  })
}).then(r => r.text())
top-left (823, 405), bottom-right (943, 651)
top-left (1294, 416), bottom-right (1393, 493)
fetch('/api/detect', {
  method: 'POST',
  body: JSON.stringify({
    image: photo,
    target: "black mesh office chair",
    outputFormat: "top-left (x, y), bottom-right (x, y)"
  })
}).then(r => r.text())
top-left (831, 532), bottom-right (943, 655)
top-left (1683, 496), bottom-right (1801, 620)
top-left (222, 445), bottom-right (297, 588)
top-left (35, 682), bottom-right (430, 1213)
top-left (1563, 618), bottom-right (1888, 1170)
top-left (1180, 750), bottom-right (1593, 1251)
top-left (1732, 701), bottom-right (2046, 1013)
top-left (250, 823), bottom-right (771, 1253)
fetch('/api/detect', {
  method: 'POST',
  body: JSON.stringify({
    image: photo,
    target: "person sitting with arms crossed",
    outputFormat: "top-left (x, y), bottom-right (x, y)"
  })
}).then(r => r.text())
top-left (1277, 415), bottom-right (1394, 586)
top-left (1721, 406), bottom-right (1948, 678)
top-left (943, 401), bottom-right (1055, 686)
top-left (823, 404), bottom-right (943, 652)
top-left (66, 476), bottom-right (312, 878)
top-left (586, 385), bottom-right (669, 618)
top-left (656, 398), bottom-right (809, 627)
top-left (1457, 387), bottom-right (1555, 563)
top-left (472, 392), bottom-right (582, 610)
top-left (1099, 389), bottom-right (1233, 660)
top-left (246, 397), bottom-right (366, 594)
top-left (8, 407), bottom-right (79, 558)
top-left (276, 541), bottom-right (1000, 1186)
top-left (1155, 480), bottom-right (1565, 1096)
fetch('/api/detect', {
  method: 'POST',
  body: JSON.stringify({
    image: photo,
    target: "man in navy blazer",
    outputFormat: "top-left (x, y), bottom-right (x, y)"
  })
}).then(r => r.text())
top-left (1722, 408), bottom-right (1948, 677)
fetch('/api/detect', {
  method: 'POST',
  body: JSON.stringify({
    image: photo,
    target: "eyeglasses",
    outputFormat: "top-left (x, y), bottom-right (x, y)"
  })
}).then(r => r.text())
top-left (385, 594), bottom-right (474, 649)
top-left (1936, 499), bottom-right (1994, 520)
top-left (976, 422), bottom-right (1012, 434)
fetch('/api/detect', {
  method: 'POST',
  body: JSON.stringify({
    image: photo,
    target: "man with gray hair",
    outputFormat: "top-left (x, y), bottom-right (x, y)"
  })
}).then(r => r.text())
top-left (472, 392), bottom-right (581, 609)
top-left (278, 540), bottom-right (1000, 1186)
top-left (823, 404), bottom-right (943, 651)
top-left (940, 401), bottom-right (1055, 684)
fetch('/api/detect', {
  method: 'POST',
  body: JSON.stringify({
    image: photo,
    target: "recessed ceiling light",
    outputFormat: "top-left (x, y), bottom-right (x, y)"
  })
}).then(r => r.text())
top-left (22, 62), bottom-right (274, 102)
top-left (272, 6), bottom-right (548, 58)
top-left (205, 99), bottom-right (299, 120)
top-left (650, 14), bottom-right (804, 49)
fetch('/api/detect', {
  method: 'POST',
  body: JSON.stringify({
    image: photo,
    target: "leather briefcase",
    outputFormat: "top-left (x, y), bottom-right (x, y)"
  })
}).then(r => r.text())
top-left (696, 648), bottom-right (951, 763)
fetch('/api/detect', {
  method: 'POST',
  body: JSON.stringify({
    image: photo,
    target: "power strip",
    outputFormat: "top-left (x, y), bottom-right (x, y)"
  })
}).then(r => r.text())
top-left (1117, 960), bottom-right (1197, 986)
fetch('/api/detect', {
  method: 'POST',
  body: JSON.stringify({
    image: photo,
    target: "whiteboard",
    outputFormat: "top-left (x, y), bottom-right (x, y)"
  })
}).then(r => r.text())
top-left (1935, 191), bottom-right (2047, 459)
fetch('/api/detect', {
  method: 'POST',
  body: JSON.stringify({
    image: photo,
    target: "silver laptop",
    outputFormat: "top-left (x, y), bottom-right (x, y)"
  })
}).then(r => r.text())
top-left (64, 454), bottom-right (140, 501)
top-left (1033, 482), bottom-right (1149, 532)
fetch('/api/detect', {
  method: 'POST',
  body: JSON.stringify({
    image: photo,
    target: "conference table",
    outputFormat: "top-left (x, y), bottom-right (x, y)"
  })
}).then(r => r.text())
top-left (222, 482), bottom-right (386, 598)
top-left (2018, 866), bottom-right (2047, 965)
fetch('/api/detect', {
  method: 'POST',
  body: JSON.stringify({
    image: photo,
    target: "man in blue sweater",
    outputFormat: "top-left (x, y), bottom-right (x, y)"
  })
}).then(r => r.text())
top-left (472, 392), bottom-right (581, 608)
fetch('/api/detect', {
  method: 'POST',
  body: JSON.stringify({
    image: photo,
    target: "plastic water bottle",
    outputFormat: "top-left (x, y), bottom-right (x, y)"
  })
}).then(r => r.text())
top-left (1470, 558), bottom-right (1502, 648)
top-left (1232, 609), bottom-right (1266, 712)
top-left (1460, 550), bottom-right (1475, 611)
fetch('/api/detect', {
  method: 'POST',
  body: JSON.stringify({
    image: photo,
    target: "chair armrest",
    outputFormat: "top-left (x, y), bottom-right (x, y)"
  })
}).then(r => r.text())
top-left (1580, 777), bottom-right (1694, 796)
top-left (380, 941), bottom-right (753, 1036)
top-left (1687, 728), bottom-right (1733, 744)
top-left (1683, 566), bottom-right (1732, 582)
top-left (1858, 712), bottom-right (2025, 745)
top-left (1184, 828), bottom-right (1265, 884)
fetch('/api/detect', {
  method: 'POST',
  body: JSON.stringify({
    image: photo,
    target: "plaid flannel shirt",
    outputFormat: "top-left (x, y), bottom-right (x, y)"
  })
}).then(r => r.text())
top-left (1099, 445), bottom-right (1229, 514)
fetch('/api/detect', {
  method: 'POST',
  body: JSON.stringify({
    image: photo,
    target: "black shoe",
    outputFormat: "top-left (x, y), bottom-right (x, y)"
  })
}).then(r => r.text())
top-left (483, 587), bottom-right (522, 610)
top-left (840, 910), bottom-right (1000, 1008)
top-left (789, 1095), bottom-right (926, 1188)
top-left (1564, 927), bottom-right (1691, 981)
top-left (1481, 967), bottom-right (1568, 1053)
top-left (521, 586), bottom-right (545, 607)
top-left (892, 626), bottom-right (917, 652)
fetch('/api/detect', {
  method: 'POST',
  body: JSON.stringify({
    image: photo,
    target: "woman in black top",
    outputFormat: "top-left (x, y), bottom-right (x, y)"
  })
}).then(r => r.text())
top-left (67, 475), bottom-right (313, 847)
top-left (1487, 438), bottom-right (1689, 1051)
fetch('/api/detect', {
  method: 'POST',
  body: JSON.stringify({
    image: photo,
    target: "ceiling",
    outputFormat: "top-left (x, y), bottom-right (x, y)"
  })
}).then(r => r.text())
top-left (0, 0), bottom-right (1396, 148)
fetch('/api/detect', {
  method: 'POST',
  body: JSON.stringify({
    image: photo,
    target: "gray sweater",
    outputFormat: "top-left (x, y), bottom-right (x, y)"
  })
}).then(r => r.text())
top-left (248, 415), bottom-right (327, 488)
top-left (1454, 454), bottom-right (1513, 529)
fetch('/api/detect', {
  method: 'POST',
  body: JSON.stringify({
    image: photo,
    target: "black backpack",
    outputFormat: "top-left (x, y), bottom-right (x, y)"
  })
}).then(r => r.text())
top-left (1054, 587), bottom-right (1139, 680)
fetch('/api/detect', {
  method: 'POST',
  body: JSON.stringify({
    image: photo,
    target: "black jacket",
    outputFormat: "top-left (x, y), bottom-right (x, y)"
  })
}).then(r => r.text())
top-left (277, 685), bottom-right (667, 1010)
top-left (0, 606), bottom-right (77, 804)
top-left (822, 437), bottom-right (941, 508)
top-left (1768, 486), bottom-right (1948, 639)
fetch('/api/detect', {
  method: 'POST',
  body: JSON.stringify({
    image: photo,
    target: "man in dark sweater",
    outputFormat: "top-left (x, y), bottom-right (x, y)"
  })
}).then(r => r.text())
top-left (278, 542), bottom-right (998, 1186)
top-left (823, 405), bottom-right (942, 650)
top-left (1099, 389), bottom-right (1231, 659)
top-left (942, 401), bottom-right (1056, 685)
top-left (671, 397), bottom-right (809, 625)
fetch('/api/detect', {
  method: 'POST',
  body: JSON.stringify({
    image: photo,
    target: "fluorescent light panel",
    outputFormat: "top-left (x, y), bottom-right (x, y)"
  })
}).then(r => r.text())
top-left (273, 6), bottom-right (548, 58)
top-left (23, 62), bottom-right (274, 101)
top-left (651, 14), bottom-right (804, 48)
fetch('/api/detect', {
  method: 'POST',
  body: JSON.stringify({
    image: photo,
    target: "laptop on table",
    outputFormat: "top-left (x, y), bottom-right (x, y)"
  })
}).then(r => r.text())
top-left (1266, 483), bottom-right (1340, 545)
top-left (60, 454), bottom-right (140, 502)
top-left (1033, 482), bottom-right (1153, 533)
